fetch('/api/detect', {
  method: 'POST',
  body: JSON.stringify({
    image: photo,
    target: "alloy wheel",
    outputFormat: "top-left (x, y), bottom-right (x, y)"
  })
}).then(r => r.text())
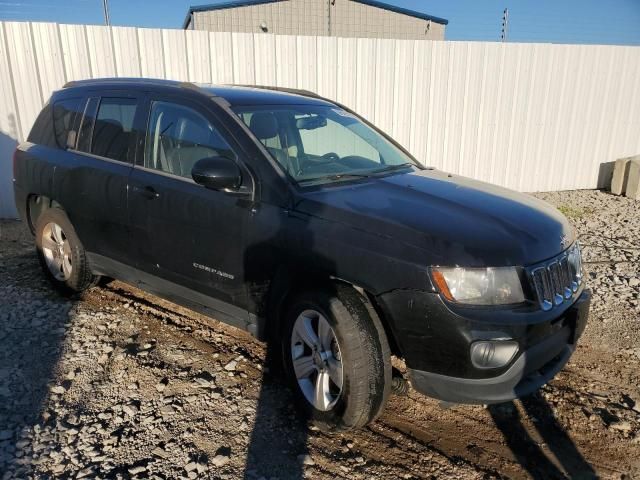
top-left (290, 309), bottom-right (343, 411)
top-left (41, 222), bottom-right (72, 281)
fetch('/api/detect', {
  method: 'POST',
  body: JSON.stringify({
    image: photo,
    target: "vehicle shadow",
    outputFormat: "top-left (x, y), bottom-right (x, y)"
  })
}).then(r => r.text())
top-left (489, 393), bottom-right (596, 479)
top-left (0, 221), bottom-right (75, 477)
top-left (241, 206), bottom-right (309, 480)
top-left (242, 340), bottom-right (311, 479)
top-left (241, 193), bottom-right (337, 479)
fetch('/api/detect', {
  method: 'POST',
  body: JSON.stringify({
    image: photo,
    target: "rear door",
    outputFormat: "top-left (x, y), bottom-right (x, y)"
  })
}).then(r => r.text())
top-left (54, 90), bottom-right (143, 266)
top-left (128, 93), bottom-right (255, 325)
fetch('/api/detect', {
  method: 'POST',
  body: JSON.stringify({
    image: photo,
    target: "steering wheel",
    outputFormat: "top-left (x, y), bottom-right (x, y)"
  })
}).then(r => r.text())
top-left (318, 152), bottom-right (340, 163)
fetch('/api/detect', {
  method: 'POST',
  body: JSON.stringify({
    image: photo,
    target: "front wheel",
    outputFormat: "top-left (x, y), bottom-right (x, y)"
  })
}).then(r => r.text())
top-left (282, 285), bottom-right (391, 431)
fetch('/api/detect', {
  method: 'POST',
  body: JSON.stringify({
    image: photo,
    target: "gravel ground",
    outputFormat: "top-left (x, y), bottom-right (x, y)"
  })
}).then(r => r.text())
top-left (0, 189), bottom-right (639, 480)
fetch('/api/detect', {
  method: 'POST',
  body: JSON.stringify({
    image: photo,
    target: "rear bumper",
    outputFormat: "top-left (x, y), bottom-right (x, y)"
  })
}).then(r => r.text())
top-left (378, 288), bottom-right (590, 404)
top-left (13, 183), bottom-right (27, 223)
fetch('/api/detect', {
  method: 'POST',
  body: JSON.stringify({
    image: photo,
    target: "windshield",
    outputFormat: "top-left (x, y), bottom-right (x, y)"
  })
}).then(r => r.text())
top-left (233, 104), bottom-right (419, 185)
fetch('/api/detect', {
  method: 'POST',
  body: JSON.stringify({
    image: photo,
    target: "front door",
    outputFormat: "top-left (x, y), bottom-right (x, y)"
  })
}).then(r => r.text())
top-left (128, 95), bottom-right (254, 326)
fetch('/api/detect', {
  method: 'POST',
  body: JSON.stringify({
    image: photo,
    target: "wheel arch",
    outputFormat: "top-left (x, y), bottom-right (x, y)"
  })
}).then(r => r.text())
top-left (264, 266), bottom-right (401, 356)
top-left (26, 194), bottom-right (63, 235)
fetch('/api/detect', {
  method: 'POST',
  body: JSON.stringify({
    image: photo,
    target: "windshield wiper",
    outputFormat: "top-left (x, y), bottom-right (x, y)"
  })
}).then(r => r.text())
top-left (298, 164), bottom-right (416, 185)
top-left (370, 163), bottom-right (415, 175)
top-left (297, 172), bottom-right (372, 184)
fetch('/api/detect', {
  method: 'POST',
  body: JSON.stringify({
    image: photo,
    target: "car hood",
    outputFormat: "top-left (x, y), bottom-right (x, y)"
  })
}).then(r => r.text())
top-left (294, 168), bottom-right (574, 267)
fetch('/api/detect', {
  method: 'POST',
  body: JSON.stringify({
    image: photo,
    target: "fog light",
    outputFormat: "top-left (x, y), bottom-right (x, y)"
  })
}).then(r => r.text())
top-left (470, 340), bottom-right (519, 369)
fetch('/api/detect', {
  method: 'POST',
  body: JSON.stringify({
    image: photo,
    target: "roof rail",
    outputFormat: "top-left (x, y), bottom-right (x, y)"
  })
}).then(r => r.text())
top-left (232, 84), bottom-right (322, 100)
top-left (62, 77), bottom-right (205, 92)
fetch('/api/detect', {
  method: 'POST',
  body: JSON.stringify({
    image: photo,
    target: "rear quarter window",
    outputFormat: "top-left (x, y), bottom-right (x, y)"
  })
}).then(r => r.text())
top-left (28, 98), bottom-right (84, 149)
top-left (27, 103), bottom-right (56, 147)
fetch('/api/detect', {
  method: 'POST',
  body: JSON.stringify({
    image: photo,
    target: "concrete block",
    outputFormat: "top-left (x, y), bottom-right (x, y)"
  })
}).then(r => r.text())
top-left (597, 161), bottom-right (615, 190)
top-left (611, 156), bottom-right (635, 195)
top-left (625, 159), bottom-right (640, 200)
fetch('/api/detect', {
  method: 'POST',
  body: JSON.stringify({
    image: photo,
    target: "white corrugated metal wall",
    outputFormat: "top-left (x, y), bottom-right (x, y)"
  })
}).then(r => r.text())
top-left (1, 21), bottom-right (640, 218)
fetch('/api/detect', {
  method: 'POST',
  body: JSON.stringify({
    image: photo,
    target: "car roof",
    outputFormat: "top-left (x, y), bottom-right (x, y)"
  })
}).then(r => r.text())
top-left (61, 78), bottom-right (335, 107)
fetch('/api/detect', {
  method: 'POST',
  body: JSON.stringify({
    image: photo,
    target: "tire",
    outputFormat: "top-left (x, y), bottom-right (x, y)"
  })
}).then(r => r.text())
top-left (282, 284), bottom-right (392, 431)
top-left (35, 207), bottom-right (98, 294)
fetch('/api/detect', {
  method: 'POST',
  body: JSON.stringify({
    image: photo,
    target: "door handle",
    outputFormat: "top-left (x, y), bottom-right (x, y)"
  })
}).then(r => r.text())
top-left (132, 185), bottom-right (160, 199)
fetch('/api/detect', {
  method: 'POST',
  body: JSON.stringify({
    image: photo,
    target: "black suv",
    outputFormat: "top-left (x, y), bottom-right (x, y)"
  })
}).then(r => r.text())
top-left (13, 78), bottom-right (590, 431)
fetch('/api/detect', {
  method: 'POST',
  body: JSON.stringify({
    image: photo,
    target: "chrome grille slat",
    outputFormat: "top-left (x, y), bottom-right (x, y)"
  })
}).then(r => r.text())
top-left (532, 267), bottom-right (553, 311)
top-left (548, 261), bottom-right (564, 305)
top-left (529, 243), bottom-right (583, 311)
top-left (559, 257), bottom-right (572, 298)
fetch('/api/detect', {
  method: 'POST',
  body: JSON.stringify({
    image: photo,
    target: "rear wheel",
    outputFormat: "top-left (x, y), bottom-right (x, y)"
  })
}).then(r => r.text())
top-left (35, 207), bottom-right (98, 294)
top-left (282, 285), bottom-right (391, 431)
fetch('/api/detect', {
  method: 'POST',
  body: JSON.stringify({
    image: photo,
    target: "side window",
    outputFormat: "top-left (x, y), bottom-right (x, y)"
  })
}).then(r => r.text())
top-left (144, 101), bottom-right (234, 178)
top-left (79, 97), bottom-right (138, 162)
top-left (238, 111), bottom-right (282, 150)
top-left (76, 97), bottom-right (99, 153)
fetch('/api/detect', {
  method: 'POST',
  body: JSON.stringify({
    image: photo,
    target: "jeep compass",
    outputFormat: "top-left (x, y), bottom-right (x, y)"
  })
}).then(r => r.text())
top-left (13, 78), bottom-right (590, 431)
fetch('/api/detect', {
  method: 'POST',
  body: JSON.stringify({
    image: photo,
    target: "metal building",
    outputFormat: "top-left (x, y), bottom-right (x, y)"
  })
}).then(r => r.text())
top-left (183, 0), bottom-right (448, 40)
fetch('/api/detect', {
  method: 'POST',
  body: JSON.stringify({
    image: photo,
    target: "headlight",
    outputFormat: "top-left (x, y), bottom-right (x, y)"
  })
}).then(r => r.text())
top-left (431, 266), bottom-right (525, 306)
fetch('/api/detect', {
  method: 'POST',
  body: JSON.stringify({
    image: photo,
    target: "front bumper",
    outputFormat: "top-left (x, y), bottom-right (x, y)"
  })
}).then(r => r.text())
top-left (378, 287), bottom-right (590, 404)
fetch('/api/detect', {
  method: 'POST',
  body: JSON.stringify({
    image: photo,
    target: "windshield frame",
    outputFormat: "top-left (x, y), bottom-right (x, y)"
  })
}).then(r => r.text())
top-left (232, 102), bottom-right (425, 188)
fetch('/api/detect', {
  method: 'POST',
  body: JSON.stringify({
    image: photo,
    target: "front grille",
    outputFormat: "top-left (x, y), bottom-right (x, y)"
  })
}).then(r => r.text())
top-left (529, 243), bottom-right (582, 311)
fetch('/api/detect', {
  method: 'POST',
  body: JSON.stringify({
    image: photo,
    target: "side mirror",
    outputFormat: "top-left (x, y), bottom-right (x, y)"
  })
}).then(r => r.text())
top-left (191, 156), bottom-right (242, 191)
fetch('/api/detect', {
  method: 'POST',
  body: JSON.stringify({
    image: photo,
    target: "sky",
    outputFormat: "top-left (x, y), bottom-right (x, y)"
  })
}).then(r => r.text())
top-left (0, 0), bottom-right (639, 45)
